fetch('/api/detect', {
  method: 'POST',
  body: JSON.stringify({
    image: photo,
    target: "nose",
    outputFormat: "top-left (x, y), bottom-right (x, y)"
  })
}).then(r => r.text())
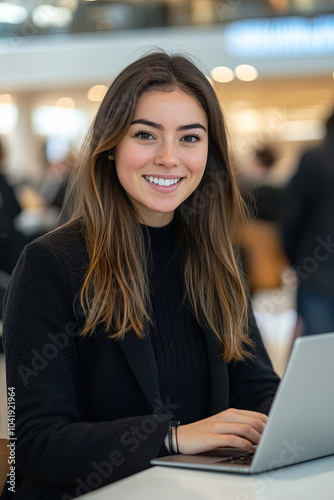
top-left (154, 141), bottom-right (180, 168)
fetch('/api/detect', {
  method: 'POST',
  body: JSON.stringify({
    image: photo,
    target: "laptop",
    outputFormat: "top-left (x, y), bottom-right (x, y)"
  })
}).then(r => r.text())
top-left (151, 332), bottom-right (334, 474)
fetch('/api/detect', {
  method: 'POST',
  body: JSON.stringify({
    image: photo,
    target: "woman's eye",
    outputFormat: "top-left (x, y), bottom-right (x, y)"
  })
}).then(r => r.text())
top-left (182, 135), bottom-right (200, 143)
top-left (135, 131), bottom-right (154, 140)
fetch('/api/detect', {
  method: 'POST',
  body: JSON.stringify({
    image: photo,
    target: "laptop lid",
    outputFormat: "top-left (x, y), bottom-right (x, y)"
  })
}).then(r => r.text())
top-left (251, 331), bottom-right (334, 472)
top-left (151, 332), bottom-right (334, 474)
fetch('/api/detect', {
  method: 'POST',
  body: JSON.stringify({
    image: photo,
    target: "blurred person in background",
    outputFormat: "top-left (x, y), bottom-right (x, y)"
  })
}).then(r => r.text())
top-left (281, 112), bottom-right (334, 336)
top-left (39, 150), bottom-right (77, 227)
top-left (39, 150), bottom-right (76, 213)
top-left (0, 137), bottom-right (26, 275)
top-left (0, 137), bottom-right (26, 352)
top-left (237, 145), bottom-right (288, 294)
top-left (2, 52), bottom-right (279, 499)
top-left (242, 145), bottom-right (282, 223)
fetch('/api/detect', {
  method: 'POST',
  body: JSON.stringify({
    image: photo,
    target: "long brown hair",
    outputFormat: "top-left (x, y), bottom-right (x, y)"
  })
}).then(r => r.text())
top-left (63, 51), bottom-right (252, 362)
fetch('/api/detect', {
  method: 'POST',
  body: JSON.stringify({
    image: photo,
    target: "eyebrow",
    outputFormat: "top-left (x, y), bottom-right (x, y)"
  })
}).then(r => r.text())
top-left (130, 119), bottom-right (207, 132)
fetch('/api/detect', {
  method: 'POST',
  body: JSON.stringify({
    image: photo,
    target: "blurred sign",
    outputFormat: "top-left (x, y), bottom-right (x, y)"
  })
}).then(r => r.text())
top-left (224, 15), bottom-right (334, 58)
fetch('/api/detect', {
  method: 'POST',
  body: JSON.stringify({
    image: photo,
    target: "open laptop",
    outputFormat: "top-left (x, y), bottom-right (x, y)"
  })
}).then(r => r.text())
top-left (151, 332), bottom-right (334, 474)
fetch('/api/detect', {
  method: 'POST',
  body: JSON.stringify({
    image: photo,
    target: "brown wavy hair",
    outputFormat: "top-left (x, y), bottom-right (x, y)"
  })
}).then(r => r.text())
top-left (63, 51), bottom-right (252, 362)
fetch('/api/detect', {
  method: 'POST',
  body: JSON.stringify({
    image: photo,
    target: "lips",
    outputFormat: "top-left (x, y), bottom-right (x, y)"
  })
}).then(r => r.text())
top-left (143, 176), bottom-right (182, 187)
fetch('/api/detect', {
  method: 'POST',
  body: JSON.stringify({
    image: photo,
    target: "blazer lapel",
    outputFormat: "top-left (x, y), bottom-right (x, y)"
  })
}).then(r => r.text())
top-left (203, 325), bottom-right (230, 415)
top-left (118, 326), bottom-right (229, 417)
top-left (118, 331), bottom-right (162, 413)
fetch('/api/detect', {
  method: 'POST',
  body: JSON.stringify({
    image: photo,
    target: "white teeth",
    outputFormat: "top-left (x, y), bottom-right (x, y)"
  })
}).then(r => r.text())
top-left (144, 176), bottom-right (181, 187)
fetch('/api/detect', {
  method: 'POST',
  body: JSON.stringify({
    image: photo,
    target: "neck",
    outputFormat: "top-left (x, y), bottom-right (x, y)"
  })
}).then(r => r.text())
top-left (138, 211), bottom-right (174, 228)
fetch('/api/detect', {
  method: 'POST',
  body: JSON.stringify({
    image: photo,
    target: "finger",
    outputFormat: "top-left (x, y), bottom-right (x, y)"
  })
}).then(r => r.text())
top-left (223, 408), bottom-right (268, 424)
top-left (178, 428), bottom-right (256, 455)
top-left (197, 432), bottom-right (256, 453)
top-left (210, 409), bottom-right (268, 429)
top-left (216, 434), bottom-right (257, 451)
top-left (212, 422), bottom-right (263, 445)
top-left (217, 409), bottom-right (267, 433)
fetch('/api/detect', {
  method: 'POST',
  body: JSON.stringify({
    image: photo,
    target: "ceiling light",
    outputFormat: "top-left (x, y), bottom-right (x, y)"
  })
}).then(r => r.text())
top-left (87, 85), bottom-right (108, 102)
top-left (205, 76), bottom-right (215, 87)
top-left (32, 5), bottom-right (73, 28)
top-left (0, 104), bottom-right (18, 134)
top-left (293, 0), bottom-right (314, 12)
top-left (233, 109), bottom-right (262, 134)
top-left (0, 94), bottom-right (12, 104)
top-left (235, 64), bottom-right (258, 82)
top-left (211, 66), bottom-right (234, 83)
top-left (54, 97), bottom-right (75, 108)
top-left (33, 106), bottom-right (87, 138)
top-left (0, 3), bottom-right (27, 24)
top-left (58, 0), bottom-right (79, 11)
top-left (268, 0), bottom-right (289, 12)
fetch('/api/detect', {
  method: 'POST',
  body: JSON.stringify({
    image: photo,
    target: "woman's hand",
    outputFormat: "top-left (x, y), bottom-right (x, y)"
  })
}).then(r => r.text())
top-left (176, 408), bottom-right (268, 455)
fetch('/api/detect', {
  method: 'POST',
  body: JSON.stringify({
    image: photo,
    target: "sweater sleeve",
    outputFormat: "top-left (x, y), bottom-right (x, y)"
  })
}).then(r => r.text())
top-left (227, 306), bottom-right (280, 415)
top-left (3, 238), bottom-right (170, 494)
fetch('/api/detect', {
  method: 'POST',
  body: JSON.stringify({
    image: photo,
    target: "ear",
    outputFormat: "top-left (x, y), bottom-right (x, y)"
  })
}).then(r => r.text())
top-left (108, 148), bottom-right (115, 161)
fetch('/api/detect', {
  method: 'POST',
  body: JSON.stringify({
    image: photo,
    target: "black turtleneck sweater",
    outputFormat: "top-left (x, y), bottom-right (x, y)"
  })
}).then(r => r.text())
top-left (145, 220), bottom-right (210, 424)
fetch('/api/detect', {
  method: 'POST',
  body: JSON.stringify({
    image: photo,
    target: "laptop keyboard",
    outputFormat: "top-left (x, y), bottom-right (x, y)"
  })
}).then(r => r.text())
top-left (214, 451), bottom-right (254, 465)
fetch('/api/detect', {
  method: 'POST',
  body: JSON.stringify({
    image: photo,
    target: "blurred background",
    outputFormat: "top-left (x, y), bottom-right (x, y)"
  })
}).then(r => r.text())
top-left (0, 0), bottom-right (334, 433)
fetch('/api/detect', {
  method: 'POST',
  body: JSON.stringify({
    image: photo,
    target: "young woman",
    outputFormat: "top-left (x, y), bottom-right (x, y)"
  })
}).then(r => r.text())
top-left (3, 52), bottom-right (279, 500)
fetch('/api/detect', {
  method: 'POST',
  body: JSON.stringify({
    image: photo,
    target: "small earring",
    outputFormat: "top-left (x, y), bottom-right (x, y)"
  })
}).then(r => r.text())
top-left (108, 154), bottom-right (114, 161)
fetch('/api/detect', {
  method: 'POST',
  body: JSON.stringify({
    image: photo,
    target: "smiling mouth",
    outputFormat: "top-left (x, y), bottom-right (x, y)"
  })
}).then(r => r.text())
top-left (143, 176), bottom-right (182, 187)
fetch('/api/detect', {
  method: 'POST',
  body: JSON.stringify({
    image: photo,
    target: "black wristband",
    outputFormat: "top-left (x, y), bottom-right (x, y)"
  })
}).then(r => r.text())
top-left (168, 420), bottom-right (181, 454)
top-left (174, 422), bottom-right (180, 454)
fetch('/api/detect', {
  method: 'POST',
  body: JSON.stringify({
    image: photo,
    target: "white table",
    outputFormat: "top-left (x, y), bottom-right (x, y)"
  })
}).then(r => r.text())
top-left (80, 455), bottom-right (334, 500)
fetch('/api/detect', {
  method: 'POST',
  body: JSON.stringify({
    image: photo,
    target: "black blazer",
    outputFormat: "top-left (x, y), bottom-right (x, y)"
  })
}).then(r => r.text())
top-left (3, 222), bottom-right (279, 500)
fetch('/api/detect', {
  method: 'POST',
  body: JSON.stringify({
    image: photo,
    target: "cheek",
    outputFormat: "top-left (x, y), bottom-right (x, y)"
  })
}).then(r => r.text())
top-left (188, 150), bottom-right (208, 176)
top-left (115, 146), bottom-right (148, 177)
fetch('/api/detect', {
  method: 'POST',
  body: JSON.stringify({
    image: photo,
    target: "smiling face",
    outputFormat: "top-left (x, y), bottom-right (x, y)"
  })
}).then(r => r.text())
top-left (114, 87), bottom-right (209, 227)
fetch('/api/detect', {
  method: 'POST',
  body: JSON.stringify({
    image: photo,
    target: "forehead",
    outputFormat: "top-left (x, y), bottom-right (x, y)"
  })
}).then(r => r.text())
top-left (133, 88), bottom-right (208, 124)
